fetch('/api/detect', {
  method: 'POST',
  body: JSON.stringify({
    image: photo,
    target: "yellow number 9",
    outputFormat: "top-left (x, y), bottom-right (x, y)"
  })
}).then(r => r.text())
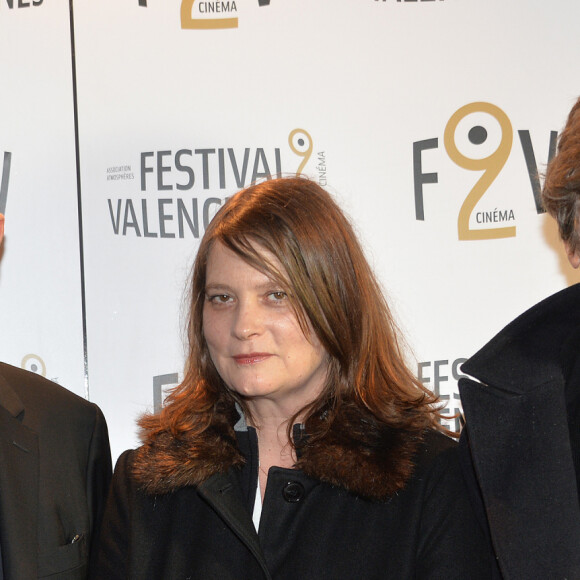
top-left (288, 128), bottom-right (313, 176)
top-left (444, 102), bottom-right (515, 240)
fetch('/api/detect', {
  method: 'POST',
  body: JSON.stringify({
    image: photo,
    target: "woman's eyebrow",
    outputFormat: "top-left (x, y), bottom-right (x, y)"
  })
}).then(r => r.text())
top-left (204, 282), bottom-right (232, 292)
top-left (205, 280), bottom-right (282, 292)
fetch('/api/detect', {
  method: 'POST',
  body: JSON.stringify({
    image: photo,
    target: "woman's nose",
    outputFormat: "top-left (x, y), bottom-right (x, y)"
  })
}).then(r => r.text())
top-left (232, 300), bottom-right (263, 340)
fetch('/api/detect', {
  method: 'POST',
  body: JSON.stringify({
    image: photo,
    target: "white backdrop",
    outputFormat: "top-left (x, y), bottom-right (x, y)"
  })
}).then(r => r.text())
top-left (1, 0), bottom-right (579, 461)
top-left (0, 1), bottom-right (85, 392)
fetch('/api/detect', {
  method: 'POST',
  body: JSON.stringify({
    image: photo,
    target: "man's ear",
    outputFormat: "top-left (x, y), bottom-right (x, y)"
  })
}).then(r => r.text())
top-left (565, 241), bottom-right (580, 268)
top-left (0, 214), bottom-right (4, 245)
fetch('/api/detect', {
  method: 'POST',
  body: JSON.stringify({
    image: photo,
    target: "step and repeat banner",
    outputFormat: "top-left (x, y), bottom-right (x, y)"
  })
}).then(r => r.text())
top-left (0, 0), bottom-right (86, 393)
top-left (1, 0), bottom-right (579, 460)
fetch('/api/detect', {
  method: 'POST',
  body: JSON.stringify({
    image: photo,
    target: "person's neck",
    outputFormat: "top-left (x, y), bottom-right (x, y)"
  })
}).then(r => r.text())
top-left (246, 399), bottom-right (300, 470)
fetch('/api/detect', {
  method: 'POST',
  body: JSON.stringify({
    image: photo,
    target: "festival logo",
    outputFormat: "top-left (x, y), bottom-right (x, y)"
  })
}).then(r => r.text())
top-left (413, 102), bottom-right (557, 240)
top-left (21, 353), bottom-right (46, 376)
top-left (418, 356), bottom-right (467, 431)
top-left (153, 372), bottom-right (179, 412)
top-left (4, 0), bottom-right (43, 8)
top-left (181, 0), bottom-right (239, 30)
top-left (20, 353), bottom-right (62, 384)
top-left (178, 0), bottom-right (271, 29)
top-left (105, 128), bottom-right (323, 240)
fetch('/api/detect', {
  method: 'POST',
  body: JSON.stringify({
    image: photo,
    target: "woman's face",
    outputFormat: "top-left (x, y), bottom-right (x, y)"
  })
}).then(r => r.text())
top-left (202, 241), bottom-right (328, 414)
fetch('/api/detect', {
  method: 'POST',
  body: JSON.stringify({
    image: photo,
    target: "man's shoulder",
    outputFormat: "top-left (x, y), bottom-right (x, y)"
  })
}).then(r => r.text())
top-left (0, 361), bottom-right (97, 419)
top-left (461, 283), bottom-right (580, 391)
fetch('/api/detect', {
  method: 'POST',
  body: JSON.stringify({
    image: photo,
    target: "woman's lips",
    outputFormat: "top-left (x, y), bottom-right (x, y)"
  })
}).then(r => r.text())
top-left (232, 353), bottom-right (272, 365)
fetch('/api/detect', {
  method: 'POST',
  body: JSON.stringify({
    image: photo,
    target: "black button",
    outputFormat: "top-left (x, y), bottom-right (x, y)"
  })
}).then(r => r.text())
top-left (282, 481), bottom-right (305, 503)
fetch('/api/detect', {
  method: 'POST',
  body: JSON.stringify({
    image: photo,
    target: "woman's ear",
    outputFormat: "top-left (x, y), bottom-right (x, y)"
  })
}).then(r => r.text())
top-left (565, 241), bottom-right (580, 268)
top-left (0, 214), bottom-right (4, 244)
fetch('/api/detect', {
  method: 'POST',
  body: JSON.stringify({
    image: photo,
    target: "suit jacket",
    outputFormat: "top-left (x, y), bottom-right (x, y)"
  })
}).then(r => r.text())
top-left (0, 362), bottom-right (112, 579)
top-left (459, 284), bottom-right (580, 580)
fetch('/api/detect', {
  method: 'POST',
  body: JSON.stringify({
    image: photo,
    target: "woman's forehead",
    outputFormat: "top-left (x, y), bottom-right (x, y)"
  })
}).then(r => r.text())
top-left (206, 241), bottom-right (287, 286)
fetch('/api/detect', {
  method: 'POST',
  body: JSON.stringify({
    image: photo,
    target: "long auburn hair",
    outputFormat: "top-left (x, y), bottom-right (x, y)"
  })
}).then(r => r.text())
top-left (543, 97), bottom-right (580, 255)
top-left (139, 176), bottom-right (445, 450)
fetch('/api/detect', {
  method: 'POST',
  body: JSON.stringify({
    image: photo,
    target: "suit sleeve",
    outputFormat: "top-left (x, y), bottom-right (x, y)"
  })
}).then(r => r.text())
top-left (86, 404), bottom-right (113, 566)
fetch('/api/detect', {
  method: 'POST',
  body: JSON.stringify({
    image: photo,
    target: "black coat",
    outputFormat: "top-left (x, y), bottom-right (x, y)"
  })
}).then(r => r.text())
top-left (92, 428), bottom-right (493, 579)
top-left (459, 284), bottom-right (580, 580)
top-left (0, 362), bottom-right (112, 579)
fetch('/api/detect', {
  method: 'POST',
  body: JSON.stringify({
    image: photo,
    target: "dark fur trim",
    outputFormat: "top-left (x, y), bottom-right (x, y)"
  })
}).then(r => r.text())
top-left (297, 404), bottom-right (423, 500)
top-left (133, 403), bottom-right (423, 501)
top-left (133, 421), bottom-right (245, 495)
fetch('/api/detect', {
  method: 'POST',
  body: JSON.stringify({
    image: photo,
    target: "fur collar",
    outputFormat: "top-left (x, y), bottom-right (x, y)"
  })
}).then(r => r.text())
top-left (133, 402), bottom-right (425, 502)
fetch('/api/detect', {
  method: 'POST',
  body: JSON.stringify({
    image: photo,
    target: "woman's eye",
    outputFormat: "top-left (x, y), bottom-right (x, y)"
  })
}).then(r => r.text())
top-left (208, 294), bottom-right (232, 304)
top-left (268, 291), bottom-right (288, 302)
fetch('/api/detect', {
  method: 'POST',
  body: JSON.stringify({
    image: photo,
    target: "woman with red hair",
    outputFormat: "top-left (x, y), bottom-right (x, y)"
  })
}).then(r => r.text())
top-left (93, 177), bottom-right (490, 579)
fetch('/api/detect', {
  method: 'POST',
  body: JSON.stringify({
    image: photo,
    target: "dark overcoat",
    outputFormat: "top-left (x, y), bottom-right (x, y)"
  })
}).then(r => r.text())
top-left (459, 283), bottom-right (580, 580)
top-left (0, 362), bottom-right (112, 579)
top-left (92, 424), bottom-right (493, 579)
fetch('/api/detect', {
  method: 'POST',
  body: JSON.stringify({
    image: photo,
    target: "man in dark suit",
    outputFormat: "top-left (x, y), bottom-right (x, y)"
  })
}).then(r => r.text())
top-left (459, 100), bottom-right (580, 579)
top-left (0, 213), bottom-right (112, 578)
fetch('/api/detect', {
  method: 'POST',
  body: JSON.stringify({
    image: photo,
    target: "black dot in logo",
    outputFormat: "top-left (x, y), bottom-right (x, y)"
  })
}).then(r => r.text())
top-left (31, 364), bottom-right (38, 372)
top-left (297, 139), bottom-right (305, 147)
top-left (468, 125), bottom-right (487, 145)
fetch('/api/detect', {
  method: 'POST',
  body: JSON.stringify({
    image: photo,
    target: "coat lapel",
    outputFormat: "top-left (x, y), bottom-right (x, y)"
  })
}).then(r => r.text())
top-left (198, 471), bottom-right (272, 580)
top-left (461, 376), bottom-right (580, 578)
top-left (0, 373), bottom-right (39, 578)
